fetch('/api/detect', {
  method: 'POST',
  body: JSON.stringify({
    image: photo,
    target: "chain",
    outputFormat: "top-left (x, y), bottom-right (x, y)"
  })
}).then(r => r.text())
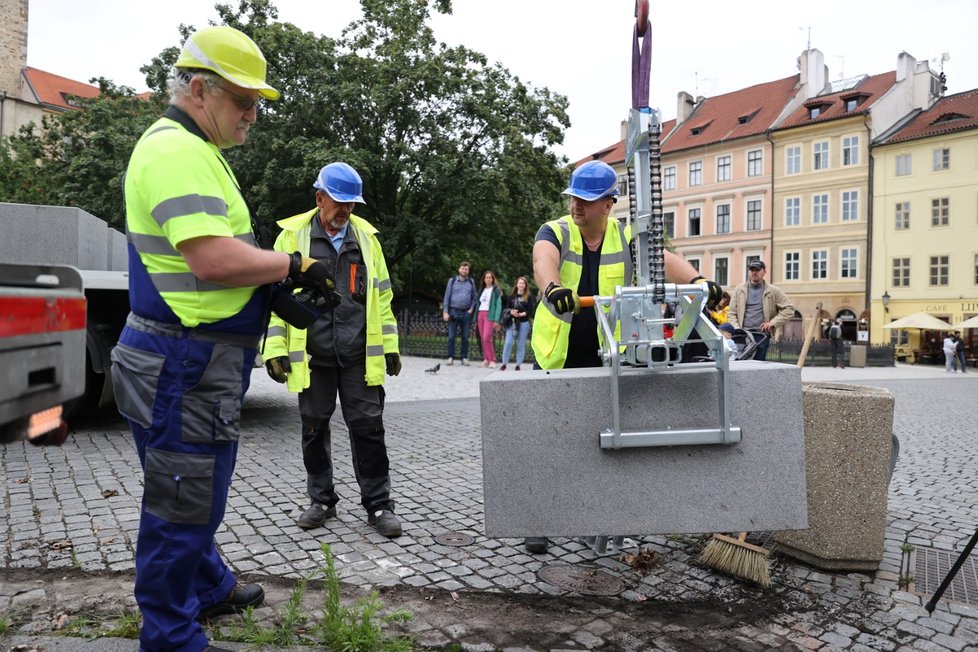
top-left (648, 117), bottom-right (664, 302)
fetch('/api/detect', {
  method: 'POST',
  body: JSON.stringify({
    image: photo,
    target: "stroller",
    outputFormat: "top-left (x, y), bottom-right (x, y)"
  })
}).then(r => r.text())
top-left (728, 328), bottom-right (768, 361)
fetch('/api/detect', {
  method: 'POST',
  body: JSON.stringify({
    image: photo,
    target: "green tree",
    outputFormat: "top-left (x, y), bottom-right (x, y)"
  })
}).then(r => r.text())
top-left (2, 0), bottom-right (573, 297)
top-left (0, 80), bottom-right (164, 228)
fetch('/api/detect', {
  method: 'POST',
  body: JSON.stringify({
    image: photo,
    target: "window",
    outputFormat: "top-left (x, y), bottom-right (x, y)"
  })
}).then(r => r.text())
top-left (845, 98), bottom-right (859, 112)
top-left (617, 174), bottom-right (629, 197)
top-left (689, 161), bottom-right (703, 186)
top-left (716, 204), bottom-right (731, 234)
top-left (812, 194), bottom-right (829, 224)
top-left (813, 141), bottom-right (829, 170)
top-left (895, 202), bottom-right (910, 230)
top-left (785, 197), bottom-right (800, 226)
top-left (892, 258), bottom-right (910, 287)
top-left (784, 252), bottom-right (800, 280)
top-left (842, 136), bottom-right (859, 166)
top-left (842, 191), bottom-right (859, 221)
top-left (930, 255), bottom-right (949, 286)
top-left (688, 208), bottom-right (701, 236)
top-left (747, 150), bottom-right (763, 176)
top-left (841, 248), bottom-right (858, 278)
top-left (746, 200), bottom-right (762, 231)
top-left (974, 254), bottom-right (978, 284)
top-left (663, 211), bottom-right (675, 239)
top-left (786, 146), bottom-right (801, 174)
top-left (688, 257), bottom-right (701, 273)
top-left (812, 250), bottom-right (828, 279)
top-left (931, 198), bottom-right (949, 226)
top-left (664, 166), bottom-right (676, 190)
top-left (716, 155), bottom-right (731, 182)
top-left (896, 154), bottom-right (911, 176)
top-left (933, 147), bottom-right (950, 170)
top-left (714, 257), bottom-right (729, 286)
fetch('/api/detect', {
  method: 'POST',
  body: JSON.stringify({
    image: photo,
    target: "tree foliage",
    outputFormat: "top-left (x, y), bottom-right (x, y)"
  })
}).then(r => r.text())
top-left (1, 0), bottom-right (574, 297)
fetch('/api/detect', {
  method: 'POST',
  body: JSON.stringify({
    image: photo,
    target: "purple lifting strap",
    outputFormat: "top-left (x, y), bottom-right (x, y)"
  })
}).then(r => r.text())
top-left (631, 21), bottom-right (651, 110)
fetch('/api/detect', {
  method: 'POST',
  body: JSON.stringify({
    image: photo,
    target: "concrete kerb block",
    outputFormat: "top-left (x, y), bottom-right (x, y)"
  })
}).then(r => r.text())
top-left (0, 202), bottom-right (112, 270)
top-left (480, 360), bottom-right (808, 537)
top-left (774, 383), bottom-right (895, 571)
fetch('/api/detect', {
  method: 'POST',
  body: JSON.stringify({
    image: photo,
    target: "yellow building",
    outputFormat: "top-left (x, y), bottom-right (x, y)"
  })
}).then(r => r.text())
top-left (871, 88), bottom-right (978, 361)
top-left (769, 53), bottom-right (940, 339)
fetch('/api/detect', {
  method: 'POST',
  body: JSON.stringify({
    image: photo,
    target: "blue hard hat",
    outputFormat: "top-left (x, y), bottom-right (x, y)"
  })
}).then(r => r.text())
top-left (562, 160), bottom-right (620, 201)
top-left (313, 162), bottom-right (365, 204)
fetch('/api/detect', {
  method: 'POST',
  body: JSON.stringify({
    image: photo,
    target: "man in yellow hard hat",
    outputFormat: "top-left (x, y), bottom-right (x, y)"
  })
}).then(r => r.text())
top-left (113, 26), bottom-right (333, 652)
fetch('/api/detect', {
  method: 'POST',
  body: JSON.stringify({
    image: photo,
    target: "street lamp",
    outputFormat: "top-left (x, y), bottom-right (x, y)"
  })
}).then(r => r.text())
top-left (882, 291), bottom-right (890, 312)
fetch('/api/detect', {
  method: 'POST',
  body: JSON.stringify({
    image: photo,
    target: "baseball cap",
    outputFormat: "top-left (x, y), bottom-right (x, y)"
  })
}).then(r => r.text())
top-left (748, 260), bottom-right (766, 270)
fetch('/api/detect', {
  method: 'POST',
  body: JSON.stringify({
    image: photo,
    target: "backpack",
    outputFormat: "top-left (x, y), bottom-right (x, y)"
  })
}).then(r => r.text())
top-left (829, 324), bottom-right (841, 340)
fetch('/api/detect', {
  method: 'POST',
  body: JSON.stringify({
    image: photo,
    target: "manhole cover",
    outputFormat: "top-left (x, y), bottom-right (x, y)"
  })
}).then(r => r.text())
top-left (537, 564), bottom-right (624, 596)
top-left (435, 532), bottom-right (474, 547)
top-left (914, 545), bottom-right (978, 606)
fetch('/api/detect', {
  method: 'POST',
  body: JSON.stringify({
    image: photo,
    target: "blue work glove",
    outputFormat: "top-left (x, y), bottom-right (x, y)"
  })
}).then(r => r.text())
top-left (545, 282), bottom-right (579, 315)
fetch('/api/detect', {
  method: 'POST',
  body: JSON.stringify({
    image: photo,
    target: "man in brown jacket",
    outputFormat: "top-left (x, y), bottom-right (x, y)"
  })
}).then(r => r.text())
top-left (727, 260), bottom-right (794, 361)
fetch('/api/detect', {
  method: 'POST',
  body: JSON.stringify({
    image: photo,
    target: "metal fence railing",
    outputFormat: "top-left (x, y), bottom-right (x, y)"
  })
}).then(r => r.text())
top-left (396, 310), bottom-right (896, 367)
top-left (396, 309), bottom-right (537, 365)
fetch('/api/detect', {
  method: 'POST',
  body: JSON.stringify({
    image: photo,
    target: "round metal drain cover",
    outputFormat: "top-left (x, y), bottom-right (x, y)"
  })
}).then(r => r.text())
top-left (537, 564), bottom-right (624, 596)
top-left (435, 532), bottom-right (474, 547)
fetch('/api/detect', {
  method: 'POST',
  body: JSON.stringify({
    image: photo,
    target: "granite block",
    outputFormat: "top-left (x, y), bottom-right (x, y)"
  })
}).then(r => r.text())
top-left (480, 361), bottom-right (808, 537)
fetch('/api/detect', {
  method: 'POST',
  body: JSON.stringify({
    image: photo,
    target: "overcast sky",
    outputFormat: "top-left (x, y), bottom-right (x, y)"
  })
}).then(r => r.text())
top-left (25, 0), bottom-right (978, 160)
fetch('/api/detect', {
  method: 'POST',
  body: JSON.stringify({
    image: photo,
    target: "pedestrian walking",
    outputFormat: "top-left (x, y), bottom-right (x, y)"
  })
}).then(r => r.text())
top-left (953, 332), bottom-right (968, 373)
top-left (829, 319), bottom-right (845, 368)
top-left (112, 26), bottom-right (335, 652)
top-left (499, 276), bottom-right (536, 371)
top-left (477, 270), bottom-right (503, 368)
top-left (442, 261), bottom-right (477, 366)
top-left (263, 162), bottom-right (403, 539)
top-left (943, 332), bottom-right (958, 372)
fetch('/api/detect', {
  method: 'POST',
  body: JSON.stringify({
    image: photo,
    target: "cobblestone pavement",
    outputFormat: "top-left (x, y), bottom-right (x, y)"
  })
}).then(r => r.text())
top-left (2, 358), bottom-right (977, 651)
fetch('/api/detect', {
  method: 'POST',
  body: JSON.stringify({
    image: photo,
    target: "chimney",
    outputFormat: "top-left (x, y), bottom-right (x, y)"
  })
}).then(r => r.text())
top-left (676, 91), bottom-right (695, 125)
top-left (0, 0), bottom-right (29, 97)
top-left (798, 48), bottom-right (827, 96)
top-left (895, 51), bottom-right (915, 83)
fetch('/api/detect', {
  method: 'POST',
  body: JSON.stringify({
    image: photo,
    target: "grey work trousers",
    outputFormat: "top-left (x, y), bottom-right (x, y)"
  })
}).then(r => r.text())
top-left (298, 362), bottom-right (392, 514)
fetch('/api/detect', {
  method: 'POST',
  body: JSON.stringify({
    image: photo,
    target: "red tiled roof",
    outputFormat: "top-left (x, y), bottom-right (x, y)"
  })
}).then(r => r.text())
top-left (882, 88), bottom-right (978, 143)
top-left (574, 118), bottom-right (677, 167)
top-left (22, 66), bottom-right (100, 111)
top-left (775, 71), bottom-right (896, 130)
top-left (661, 75), bottom-right (800, 153)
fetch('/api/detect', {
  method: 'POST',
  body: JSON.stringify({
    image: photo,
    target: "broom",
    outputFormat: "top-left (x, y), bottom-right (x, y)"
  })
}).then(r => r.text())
top-left (698, 303), bottom-right (824, 586)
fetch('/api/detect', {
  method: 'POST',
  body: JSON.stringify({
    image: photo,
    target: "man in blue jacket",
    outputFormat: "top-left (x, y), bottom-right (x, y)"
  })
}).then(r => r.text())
top-left (442, 261), bottom-right (477, 365)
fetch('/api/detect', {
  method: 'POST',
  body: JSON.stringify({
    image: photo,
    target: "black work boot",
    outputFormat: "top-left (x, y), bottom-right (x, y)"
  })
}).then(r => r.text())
top-left (296, 503), bottom-right (337, 529)
top-left (524, 537), bottom-right (549, 554)
top-left (198, 582), bottom-right (265, 620)
top-left (368, 509), bottom-right (402, 538)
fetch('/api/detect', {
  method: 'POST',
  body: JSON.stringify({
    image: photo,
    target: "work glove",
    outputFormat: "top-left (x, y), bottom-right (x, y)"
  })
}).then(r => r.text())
top-left (288, 252), bottom-right (339, 305)
top-left (385, 353), bottom-right (402, 377)
top-left (545, 282), bottom-right (579, 315)
top-left (265, 356), bottom-right (291, 383)
top-left (691, 276), bottom-right (723, 310)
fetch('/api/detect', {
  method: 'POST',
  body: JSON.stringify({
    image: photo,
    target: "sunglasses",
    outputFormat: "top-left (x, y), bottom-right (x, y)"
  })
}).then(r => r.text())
top-left (216, 84), bottom-right (262, 112)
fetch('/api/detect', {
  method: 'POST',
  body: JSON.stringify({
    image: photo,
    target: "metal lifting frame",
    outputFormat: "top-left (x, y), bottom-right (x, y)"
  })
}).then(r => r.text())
top-left (590, 3), bottom-right (741, 451)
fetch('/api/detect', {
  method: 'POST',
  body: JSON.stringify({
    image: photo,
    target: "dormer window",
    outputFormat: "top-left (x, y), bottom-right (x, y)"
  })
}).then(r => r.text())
top-left (689, 119), bottom-right (713, 136)
top-left (737, 109), bottom-right (761, 125)
top-left (931, 112), bottom-right (969, 125)
top-left (806, 101), bottom-right (832, 119)
top-left (840, 92), bottom-right (870, 113)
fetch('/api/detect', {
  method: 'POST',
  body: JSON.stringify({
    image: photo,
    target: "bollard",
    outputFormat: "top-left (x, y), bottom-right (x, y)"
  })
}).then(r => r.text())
top-left (774, 383), bottom-right (894, 571)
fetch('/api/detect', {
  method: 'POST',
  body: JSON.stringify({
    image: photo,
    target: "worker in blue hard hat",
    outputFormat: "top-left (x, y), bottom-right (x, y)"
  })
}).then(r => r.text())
top-left (524, 159), bottom-right (721, 554)
top-left (263, 162), bottom-right (403, 539)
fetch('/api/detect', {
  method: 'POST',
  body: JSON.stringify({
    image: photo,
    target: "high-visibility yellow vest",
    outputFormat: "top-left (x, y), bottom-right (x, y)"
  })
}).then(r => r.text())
top-left (530, 215), bottom-right (631, 369)
top-left (124, 115), bottom-right (257, 326)
top-left (262, 209), bottom-right (398, 390)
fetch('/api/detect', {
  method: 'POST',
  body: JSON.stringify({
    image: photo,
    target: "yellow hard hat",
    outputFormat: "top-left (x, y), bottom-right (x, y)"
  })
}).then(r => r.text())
top-left (175, 26), bottom-right (280, 101)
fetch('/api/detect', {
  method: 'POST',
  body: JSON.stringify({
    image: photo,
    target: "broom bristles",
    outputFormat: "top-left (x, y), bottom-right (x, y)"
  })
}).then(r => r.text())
top-left (698, 534), bottom-right (771, 587)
